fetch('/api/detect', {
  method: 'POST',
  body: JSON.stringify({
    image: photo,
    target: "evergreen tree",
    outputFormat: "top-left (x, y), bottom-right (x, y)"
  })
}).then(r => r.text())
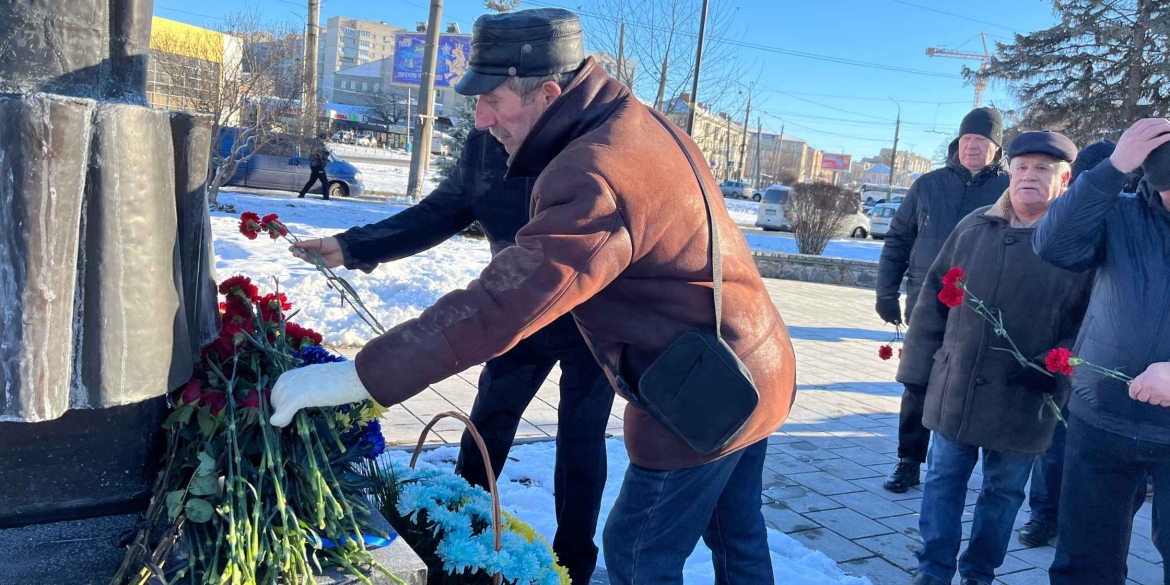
top-left (435, 100), bottom-right (475, 180)
top-left (974, 0), bottom-right (1170, 144)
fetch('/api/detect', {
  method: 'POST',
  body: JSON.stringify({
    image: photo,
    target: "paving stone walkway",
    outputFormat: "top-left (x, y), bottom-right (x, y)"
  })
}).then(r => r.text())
top-left (362, 278), bottom-right (1161, 585)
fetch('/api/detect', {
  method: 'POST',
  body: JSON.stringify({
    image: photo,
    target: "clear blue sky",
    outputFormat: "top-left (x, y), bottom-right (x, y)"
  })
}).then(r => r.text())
top-left (154, 0), bottom-right (1059, 161)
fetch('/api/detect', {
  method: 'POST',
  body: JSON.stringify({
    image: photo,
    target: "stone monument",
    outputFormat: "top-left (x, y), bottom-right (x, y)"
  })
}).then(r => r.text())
top-left (0, 0), bottom-right (219, 577)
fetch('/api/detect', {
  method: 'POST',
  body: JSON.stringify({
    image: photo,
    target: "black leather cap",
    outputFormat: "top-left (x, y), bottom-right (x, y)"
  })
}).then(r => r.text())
top-left (455, 8), bottom-right (585, 96)
top-left (1008, 131), bottom-right (1078, 163)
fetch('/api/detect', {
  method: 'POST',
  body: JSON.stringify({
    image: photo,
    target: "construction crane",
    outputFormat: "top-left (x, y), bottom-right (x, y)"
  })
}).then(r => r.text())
top-left (926, 32), bottom-right (991, 108)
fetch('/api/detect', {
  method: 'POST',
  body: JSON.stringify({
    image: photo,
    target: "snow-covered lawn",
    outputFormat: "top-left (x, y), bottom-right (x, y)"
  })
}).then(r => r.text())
top-left (327, 142), bottom-right (412, 161)
top-left (391, 439), bottom-right (872, 585)
top-left (212, 190), bottom-right (489, 346)
top-left (354, 163), bottom-right (440, 197)
top-left (744, 232), bottom-right (883, 263)
top-left (724, 198), bottom-right (760, 227)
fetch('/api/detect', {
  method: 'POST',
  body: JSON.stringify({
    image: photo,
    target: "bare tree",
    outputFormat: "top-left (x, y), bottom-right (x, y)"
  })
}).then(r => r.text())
top-left (484, 0), bottom-right (522, 12)
top-left (583, 0), bottom-right (745, 114)
top-left (366, 87), bottom-right (411, 127)
top-left (149, 10), bottom-right (305, 204)
top-left (786, 183), bottom-right (854, 255)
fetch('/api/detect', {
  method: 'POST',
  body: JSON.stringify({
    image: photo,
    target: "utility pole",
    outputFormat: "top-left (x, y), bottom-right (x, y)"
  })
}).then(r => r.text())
top-left (776, 123), bottom-right (785, 183)
top-left (303, 0), bottom-right (321, 137)
top-left (685, 0), bottom-right (711, 135)
top-left (723, 114), bottom-right (731, 181)
top-left (407, 0), bottom-right (443, 200)
top-left (737, 90), bottom-right (751, 182)
top-left (888, 97), bottom-right (901, 191)
top-left (616, 22), bottom-right (627, 87)
top-left (406, 87), bottom-right (413, 150)
top-left (753, 117), bottom-right (762, 189)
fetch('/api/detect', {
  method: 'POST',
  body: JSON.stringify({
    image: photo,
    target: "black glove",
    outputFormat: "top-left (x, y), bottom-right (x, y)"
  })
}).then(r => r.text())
top-left (1008, 365), bottom-right (1057, 395)
top-left (875, 296), bottom-right (903, 325)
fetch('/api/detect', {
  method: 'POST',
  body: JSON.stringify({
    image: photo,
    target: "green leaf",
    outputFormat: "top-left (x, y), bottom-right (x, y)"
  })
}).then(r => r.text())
top-left (162, 404), bottom-right (195, 428)
top-left (196, 450), bottom-right (217, 476)
top-left (165, 490), bottom-right (185, 521)
top-left (189, 473), bottom-right (219, 496)
top-left (184, 498), bottom-right (215, 523)
top-left (197, 407), bottom-right (217, 438)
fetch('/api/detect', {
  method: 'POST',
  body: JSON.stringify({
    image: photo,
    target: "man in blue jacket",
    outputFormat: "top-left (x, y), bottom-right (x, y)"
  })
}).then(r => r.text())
top-left (1034, 118), bottom-right (1170, 585)
top-left (290, 128), bottom-right (614, 585)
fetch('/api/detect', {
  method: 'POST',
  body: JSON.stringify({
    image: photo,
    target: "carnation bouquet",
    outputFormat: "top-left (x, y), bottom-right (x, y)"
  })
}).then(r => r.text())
top-left (112, 274), bottom-right (398, 585)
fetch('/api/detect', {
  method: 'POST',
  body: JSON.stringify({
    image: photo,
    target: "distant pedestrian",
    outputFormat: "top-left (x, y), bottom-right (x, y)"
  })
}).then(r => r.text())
top-left (876, 107), bottom-right (1011, 494)
top-left (899, 131), bottom-right (1090, 585)
top-left (298, 137), bottom-right (332, 200)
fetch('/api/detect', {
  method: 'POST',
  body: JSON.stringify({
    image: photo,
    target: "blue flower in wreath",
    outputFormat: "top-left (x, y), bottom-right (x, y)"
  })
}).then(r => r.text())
top-left (294, 345), bottom-right (347, 367)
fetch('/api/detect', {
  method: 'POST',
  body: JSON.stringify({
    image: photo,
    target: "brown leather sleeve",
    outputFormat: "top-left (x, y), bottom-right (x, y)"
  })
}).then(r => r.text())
top-left (354, 162), bottom-right (633, 406)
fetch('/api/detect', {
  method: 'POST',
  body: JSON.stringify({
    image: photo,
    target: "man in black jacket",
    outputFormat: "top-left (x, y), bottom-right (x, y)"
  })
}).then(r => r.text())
top-left (289, 128), bottom-right (614, 584)
top-left (298, 137), bottom-right (332, 200)
top-left (876, 107), bottom-right (1010, 493)
top-left (1035, 118), bottom-right (1170, 585)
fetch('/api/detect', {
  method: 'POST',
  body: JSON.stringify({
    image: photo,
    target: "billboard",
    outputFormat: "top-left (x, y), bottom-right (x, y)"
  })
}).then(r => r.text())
top-left (821, 154), bottom-right (852, 171)
top-left (391, 34), bottom-right (471, 89)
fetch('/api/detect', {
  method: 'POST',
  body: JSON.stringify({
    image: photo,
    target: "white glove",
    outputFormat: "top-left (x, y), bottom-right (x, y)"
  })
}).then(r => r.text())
top-left (269, 360), bottom-right (372, 427)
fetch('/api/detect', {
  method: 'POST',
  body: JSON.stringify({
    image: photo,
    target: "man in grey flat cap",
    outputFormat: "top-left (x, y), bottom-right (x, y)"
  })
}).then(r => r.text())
top-left (270, 7), bottom-right (799, 583)
top-left (899, 130), bottom-right (1091, 585)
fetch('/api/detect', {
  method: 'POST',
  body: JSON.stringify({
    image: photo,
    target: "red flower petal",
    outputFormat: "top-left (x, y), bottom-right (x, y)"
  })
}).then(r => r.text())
top-left (240, 390), bottom-right (261, 410)
top-left (943, 266), bottom-right (965, 287)
top-left (178, 379), bottom-right (203, 406)
top-left (239, 212), bottom-right (263, 239)
top-left (1045, 348), bottom-right (1076, 376)
top-left (218, 275), bottom-right (259, 301)
top-left (878, 345), bottom-right (894, 360)
top-left (201, 392), bottom-right (227, 416)
top-left (938, 285), bottom-right (965, 308)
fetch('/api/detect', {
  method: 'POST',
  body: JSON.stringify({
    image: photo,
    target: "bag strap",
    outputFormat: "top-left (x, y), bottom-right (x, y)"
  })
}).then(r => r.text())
top-left (649, 111), bottom-right (724, 339)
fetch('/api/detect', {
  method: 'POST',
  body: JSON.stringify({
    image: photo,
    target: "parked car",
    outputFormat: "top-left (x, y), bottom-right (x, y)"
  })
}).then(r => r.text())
top-left (859, 186), bottom-right (910, 206)
top-left (216, 128), bottom-right (365, 198)
top-left (755, 185), bottom-right (793, 231)
top-left (719, 180), bottom-right (758, 201)
top-left (840, 211), bottom-right (871, 239)
top-left (868, 202), bottom-right (899, 239)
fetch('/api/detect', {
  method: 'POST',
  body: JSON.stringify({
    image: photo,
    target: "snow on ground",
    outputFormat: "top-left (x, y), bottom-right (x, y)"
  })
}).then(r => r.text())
top-left (391, 439), bottom-right (872, 585)
top-left (211, 190), bottom-right (490, 346)
top-left (328, 142), bottom-right (412, 161)
top-left (744, 232), bottom-right (883, 263)
top-left (354, 163), bottom-right (440, 196)
top-left (724, 198), bottom-right (760, 227)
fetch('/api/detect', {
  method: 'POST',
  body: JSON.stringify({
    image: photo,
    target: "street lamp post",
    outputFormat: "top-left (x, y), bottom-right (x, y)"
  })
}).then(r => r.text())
top-left (887, 96), bottom-right (901, 191)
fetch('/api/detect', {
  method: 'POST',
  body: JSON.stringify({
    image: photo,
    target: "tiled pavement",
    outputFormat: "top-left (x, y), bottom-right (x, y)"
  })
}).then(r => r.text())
top-left (355, 278), bottom-right (1162, 585)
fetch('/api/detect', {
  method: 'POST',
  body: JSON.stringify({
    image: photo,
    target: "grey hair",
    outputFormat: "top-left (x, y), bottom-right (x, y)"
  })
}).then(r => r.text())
top-left (504, 71), bottom-right (577, 103)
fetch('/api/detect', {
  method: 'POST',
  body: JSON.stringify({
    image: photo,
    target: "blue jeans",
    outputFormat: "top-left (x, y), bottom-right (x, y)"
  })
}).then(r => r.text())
top-left (1049, 414), bottom-right (1170, 585)
top-left (603, 439), bottom-right (773, 585)
top-left (1027, 407), bottom-right (1068, 527)
top-left (917, 434), bottom-right (1035, 584)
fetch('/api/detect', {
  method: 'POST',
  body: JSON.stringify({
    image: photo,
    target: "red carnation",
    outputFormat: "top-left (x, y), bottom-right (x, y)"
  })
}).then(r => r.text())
top-left (218, 301), bottom-right (227, 313)
top-left (261, 213), bottom-right (289, 239)
top-left (239, 212), bottom-right (262, 240)
top-left (178, 379), bottom-right (203, 406)
top-left (938, 285), bottom-right (965, 308)
top-left (878, 345), bottom-right (894, 360)
top-left (201, 392), bottom-right (227, 416)
top-left (943, 266), bottom-right (965, 287)
top-left (1046, 348), bottom-right (1076, 376)
top-left (285, 322), bottom-right (323, 349)
top-left (218, 275), bottom-right (260, 301)
top-left (200, 331), bottom-right (236, 361)
top-left (259, 292), bottom-right (292, 323)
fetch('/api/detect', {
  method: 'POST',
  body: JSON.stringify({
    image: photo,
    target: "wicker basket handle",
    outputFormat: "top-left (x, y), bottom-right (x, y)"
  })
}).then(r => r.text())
top-left (410, 411), bottom-right (503, 584)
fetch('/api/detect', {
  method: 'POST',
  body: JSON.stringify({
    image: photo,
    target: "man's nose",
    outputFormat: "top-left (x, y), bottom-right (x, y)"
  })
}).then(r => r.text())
top-left (474, 101), bottom-right (493, 131)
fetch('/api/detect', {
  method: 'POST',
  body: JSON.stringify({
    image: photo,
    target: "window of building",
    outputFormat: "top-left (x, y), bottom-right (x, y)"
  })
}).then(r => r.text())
top-left (145, 49), bottom-right (222, 113)
top-left (373, 83), bottom-right (380, 92)
top-left (342, 27), bottom-right (357, 36)
top-left (359, 30), bottom-right (371, 37)
top-left (359, 40), bottom-right (370, 48)
top-left (361, 82), bottom-right (369, 92)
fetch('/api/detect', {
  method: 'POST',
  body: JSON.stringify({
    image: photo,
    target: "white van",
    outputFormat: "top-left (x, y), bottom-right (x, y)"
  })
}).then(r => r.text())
top-left (869, 202), bottom-right (900, 239)
top-left (860, 186), bottom-right (910, 206)
top-left (755, 185), bottom-right (793, 231)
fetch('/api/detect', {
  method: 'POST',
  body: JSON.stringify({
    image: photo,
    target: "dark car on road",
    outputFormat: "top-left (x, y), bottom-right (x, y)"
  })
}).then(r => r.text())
top-left (216, 128), bottom-right (365, 198)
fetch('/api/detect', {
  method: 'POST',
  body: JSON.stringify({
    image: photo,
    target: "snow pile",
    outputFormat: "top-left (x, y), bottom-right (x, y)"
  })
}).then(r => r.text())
top-left (392, 439), bottom-right (872, 585)
top-left (211, 190), bottom-right (490, 346)
top-left (328, 142), bottom-right (412, 161)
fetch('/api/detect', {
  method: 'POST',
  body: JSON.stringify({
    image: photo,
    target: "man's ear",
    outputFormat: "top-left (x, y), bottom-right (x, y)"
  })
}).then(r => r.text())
top-left (1060, 169), bottom-right (1072, 192)
top-left (540, 81), bottom-right (564, 105)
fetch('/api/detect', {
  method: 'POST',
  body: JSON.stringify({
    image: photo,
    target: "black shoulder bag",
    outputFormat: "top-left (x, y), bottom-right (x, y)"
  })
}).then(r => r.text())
top-left (605, 113), bottom-right (760, 455)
